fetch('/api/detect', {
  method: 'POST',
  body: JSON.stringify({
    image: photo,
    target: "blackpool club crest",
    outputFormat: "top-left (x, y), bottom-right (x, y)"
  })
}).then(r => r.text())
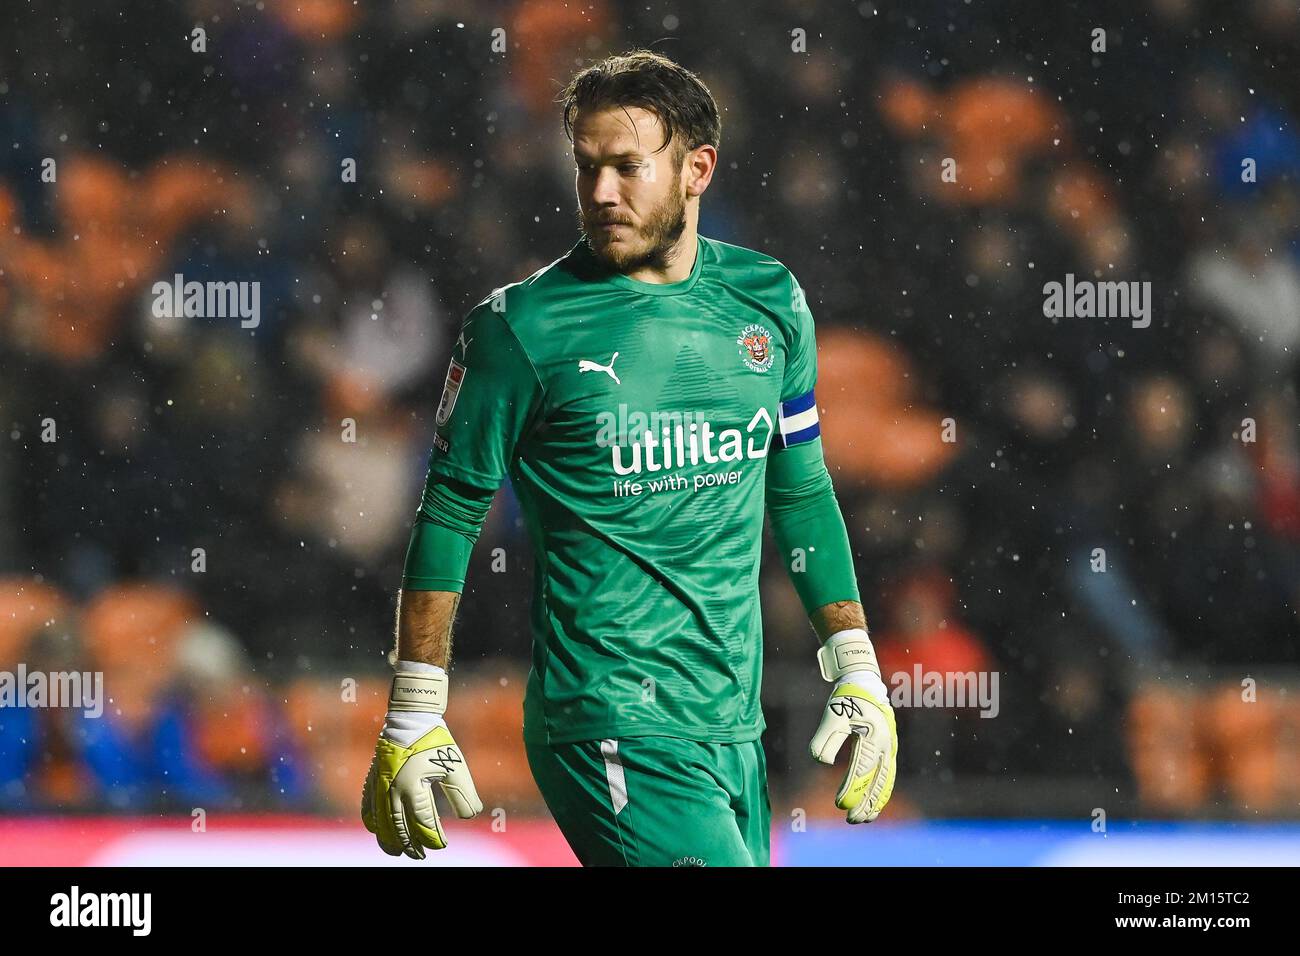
top-left (435, 358), bottom-right (466, 426)
top-left (737, 323), bottom-right (775, 373)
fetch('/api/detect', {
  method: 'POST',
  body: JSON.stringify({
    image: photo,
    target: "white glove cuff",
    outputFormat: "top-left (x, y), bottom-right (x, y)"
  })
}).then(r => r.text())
top-left (817, 628), bottom-right (881, 682)
top-left (390, 660), bottom-right (449, 715)
top-left (838, 668), bottom-right (891, 705)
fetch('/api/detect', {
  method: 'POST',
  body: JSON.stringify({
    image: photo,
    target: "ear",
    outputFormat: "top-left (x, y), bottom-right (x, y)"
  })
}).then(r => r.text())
top-left (684, 144), bottom-right (717, 197)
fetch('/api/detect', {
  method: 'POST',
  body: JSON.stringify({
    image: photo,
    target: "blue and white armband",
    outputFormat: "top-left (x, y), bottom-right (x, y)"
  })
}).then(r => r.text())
top-left (777, 388), bottom-right (820, 449)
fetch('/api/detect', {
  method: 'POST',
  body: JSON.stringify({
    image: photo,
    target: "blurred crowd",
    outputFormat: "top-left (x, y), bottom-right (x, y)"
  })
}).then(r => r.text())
top-left (2, 0), bottom-right (1299, 818)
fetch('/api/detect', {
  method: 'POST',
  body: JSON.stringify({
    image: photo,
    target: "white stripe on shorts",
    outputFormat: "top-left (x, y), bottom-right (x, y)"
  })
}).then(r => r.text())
top-left (600, 738), bottom-right (628, 816)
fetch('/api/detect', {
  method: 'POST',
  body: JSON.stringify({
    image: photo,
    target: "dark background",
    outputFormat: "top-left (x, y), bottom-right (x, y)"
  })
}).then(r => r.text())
top-left (1, 0), bottom-right (1297, 823)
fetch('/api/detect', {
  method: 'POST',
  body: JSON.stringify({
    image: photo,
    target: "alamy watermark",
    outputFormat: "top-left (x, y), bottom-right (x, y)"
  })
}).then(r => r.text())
top-left (1042, 273), bottom-right (1151, 329)
top-left (151, 273), bottom-right (260, 328)
top-left (50, 886), bottom-right (151, 936)
top-left (595, 403), bottom-right (712, 448)
top-left (886, 666), bottom-right (1000, 718)
top-left (0, 664), bottom-right (104, 718)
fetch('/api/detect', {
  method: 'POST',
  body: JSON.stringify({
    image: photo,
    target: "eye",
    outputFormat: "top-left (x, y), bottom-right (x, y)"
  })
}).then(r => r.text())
top-left (620, 163), bottom-right (643, 175)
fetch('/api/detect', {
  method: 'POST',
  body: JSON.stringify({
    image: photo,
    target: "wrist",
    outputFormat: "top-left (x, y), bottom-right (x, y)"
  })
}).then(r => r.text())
top-left (381, 708), bottom-right (447, 746)
top-left (817, 628), bottom-right (890, 703)
top-left (395, 659), bottom-right (445, 675)
top-left (390, 660), bottom-right (449, 715)
top-left (384, 661), bottom-right (450, 745)
top-left (837, 668), bottom-right (891, 705)
top-left (816, 628), bottom-right (880, 681)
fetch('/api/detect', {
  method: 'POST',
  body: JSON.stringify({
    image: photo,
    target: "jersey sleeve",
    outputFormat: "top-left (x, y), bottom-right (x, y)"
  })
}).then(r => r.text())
top-left (764, 438), bottom-right (862, 610)
top-left (401, 474), bottom-right (497, 592)
top-left (426, 298), bottom-right (545, 486)
top-left (766, 271), bottom-right (860, 609)
top-left (775, 270), bottom-right (821, 451)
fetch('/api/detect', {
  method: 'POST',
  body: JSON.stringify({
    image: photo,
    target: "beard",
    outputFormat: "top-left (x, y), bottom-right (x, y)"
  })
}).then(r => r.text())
top-left (578, 176), bottom-right (688, 275)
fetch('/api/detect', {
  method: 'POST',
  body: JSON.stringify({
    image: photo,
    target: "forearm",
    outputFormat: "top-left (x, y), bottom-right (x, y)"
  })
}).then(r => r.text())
top-left (766, 438), bottom-right (862, 616)
top-left (809, 599), bottom-right (867, 642)
top-left (394, 471), bottom-right (497, 668)
top-left (394, 588), bottom-right (460, 669)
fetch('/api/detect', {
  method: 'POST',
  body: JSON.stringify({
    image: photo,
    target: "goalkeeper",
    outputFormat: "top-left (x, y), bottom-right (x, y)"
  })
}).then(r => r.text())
top-left (362, 49), bottom-right (897, 866)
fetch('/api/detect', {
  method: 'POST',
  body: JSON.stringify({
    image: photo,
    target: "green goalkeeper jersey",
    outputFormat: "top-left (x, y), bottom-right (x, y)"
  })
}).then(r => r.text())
top-left (426, 234), bottom-right (829, 746)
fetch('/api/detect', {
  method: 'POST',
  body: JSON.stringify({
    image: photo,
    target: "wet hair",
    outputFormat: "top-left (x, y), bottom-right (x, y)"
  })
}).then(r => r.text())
top-left (559, 49), bottom-right (721, 166)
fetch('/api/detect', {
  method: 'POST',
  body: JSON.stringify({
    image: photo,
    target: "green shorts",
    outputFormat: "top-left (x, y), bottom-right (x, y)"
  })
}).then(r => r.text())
top-left (525, 735), bottom-right (772, 867)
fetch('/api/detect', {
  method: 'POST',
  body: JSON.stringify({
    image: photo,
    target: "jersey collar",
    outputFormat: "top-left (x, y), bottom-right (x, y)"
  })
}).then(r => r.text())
top-left (578, 233), bottom-right (705, 296)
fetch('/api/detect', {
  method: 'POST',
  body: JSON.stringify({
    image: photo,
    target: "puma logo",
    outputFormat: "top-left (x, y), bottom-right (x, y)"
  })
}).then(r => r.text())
top-left (578, 352), bottom-right (621, 385)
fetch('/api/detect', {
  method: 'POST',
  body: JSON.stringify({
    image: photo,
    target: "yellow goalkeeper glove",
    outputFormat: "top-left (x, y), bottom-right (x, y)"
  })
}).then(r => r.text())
top-left (810, 628), bottom-right (898, 823)
top-left (361, 662), bottom-right (483, 858)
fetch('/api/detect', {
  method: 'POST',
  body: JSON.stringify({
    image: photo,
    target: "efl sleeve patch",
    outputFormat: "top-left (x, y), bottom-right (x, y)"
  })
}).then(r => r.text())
top-left (777, 388), bottom-right (820, 448)
top-left (435, 358), bottom-right (467, 427)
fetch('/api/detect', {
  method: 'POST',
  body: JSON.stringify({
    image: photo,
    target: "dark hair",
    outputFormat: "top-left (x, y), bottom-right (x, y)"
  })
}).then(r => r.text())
top-left (559, 49), bottom-right (721, 164)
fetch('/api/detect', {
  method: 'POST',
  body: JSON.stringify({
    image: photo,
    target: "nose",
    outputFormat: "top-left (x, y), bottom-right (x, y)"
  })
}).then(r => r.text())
top-left (588, 166), bottom-right (623, 209)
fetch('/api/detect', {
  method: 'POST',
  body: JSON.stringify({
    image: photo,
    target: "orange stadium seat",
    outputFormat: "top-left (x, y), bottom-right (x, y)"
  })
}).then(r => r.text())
top-left (817, 328), bottom-right (957, 488)
top-left (285, 675), bottom-right (386, 813)
top-left (80, 583), bottom-right (197, 730)
top-left (1207, 682), bottom-right (1283, 813)
top-left (447, 663), bottom-right (546, 815)
top-left (1127, 684), bottom-right (1211, 813)
top-left (0, 576), bottom-right (70, 665)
